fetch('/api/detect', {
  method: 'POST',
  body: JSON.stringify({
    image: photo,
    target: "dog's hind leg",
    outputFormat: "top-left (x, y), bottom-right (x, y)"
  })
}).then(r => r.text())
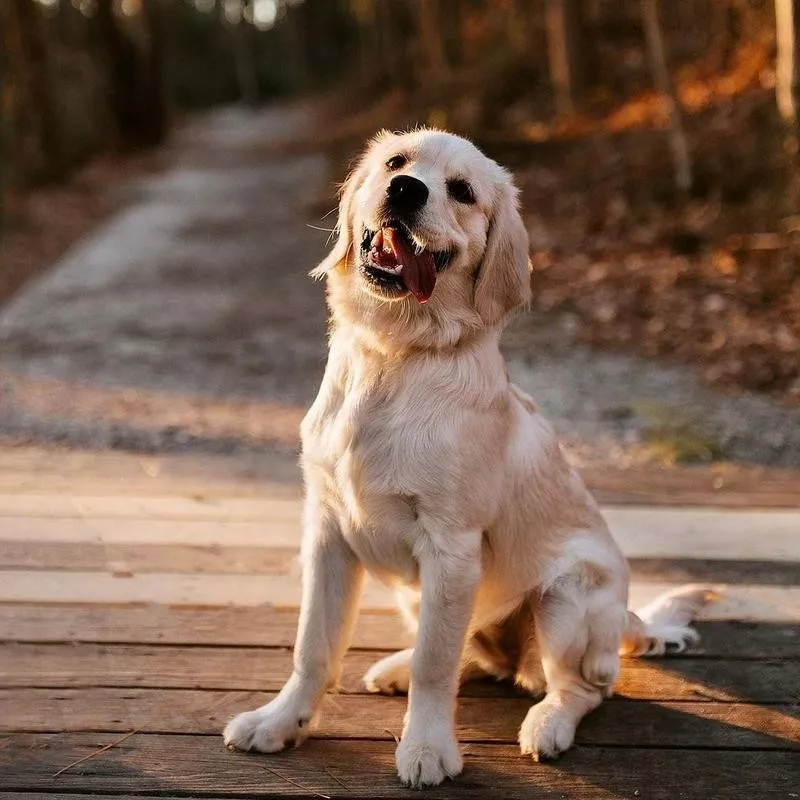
top-left (512, 602), bottom-right (547, 697)
top-left (364, 627), bottom-right (512, 695)
top-left (518, 570), bottom-right (626, 760)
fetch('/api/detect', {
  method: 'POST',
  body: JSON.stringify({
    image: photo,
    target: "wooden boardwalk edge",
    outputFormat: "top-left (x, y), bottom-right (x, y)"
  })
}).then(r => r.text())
top-left (2, 447), bottom-right (800, 508)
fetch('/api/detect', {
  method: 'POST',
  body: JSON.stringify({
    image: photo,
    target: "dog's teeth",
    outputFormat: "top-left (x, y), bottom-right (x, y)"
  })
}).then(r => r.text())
top-left (371, 230), bottom-right (384, 249)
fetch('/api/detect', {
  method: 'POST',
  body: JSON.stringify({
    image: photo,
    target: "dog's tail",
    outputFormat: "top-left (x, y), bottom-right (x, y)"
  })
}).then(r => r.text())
top-left (621, 585), bottom-right (718, 657)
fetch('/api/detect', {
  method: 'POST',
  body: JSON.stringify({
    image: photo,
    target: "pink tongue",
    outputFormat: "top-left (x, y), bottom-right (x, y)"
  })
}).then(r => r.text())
top-left (384, 228), bottom-right (436, 303)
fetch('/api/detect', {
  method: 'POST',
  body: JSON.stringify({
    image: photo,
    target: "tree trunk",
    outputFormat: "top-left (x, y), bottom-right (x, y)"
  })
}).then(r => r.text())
top-left (505, 0), bottom-right (529, 60)
top-left (282, 2), bottom-right (309, 92)
top-left (545, 0), bottom-right (585, 115)
top-left (96, 0), bottom-right (168, 148)
top-left (0, 0), bottom-right (62, 187)
top-left (418, 0), bottom-right (448, 85)
top-left (708, 1), bottom-right (735, 70)
top-left (775, 0), bottom-right (799, 126)
top-left (139, 0), bottom-right (168, 145)
top-left (640, 0), bottom-right (693, 192)
top-left (229, 2), bottom-right (259, 105)
top-left (375, 0), bottom-right (402, 86)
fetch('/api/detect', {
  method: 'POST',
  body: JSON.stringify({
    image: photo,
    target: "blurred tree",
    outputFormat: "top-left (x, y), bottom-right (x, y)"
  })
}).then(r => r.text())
top-left (280, 0), bottom-right (310, 92)
top-left (418, 0), bottom-right (448, 84)
top-left (374, 0), bottom-right (407, 87)
top-left (775, 0), bottom-right (799, 127)
top-left (96, 0), bottom-right (167, 148)
top-left (0, 0), bottom-right (793, 229)
top-left (640, 0), bottom-right (693, 191)
top-left (226, 1), bottom-right (260, 105)
top-left (503, 0), bottom-right (530, 60)
top-left (0, 0), bottom-right (63, 187)
top-left (545, 0), bottom-right (586, 115)
top-left (140, 0), bottom-right (168, 140)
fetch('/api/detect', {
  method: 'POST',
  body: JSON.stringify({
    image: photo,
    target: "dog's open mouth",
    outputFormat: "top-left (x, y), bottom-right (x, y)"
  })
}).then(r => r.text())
top-left (360, 223), bottom-right (451, 303)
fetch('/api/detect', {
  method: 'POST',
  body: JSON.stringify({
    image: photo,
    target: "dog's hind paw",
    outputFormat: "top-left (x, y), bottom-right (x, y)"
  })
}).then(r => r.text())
top-left (363, 649), bottom-right (412, 695)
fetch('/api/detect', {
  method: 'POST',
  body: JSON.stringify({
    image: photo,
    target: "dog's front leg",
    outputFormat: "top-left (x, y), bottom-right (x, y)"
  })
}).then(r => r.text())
top-left (396, 531), bottom-right (481, 788)
top-left (224, 498), bottom-right (363, 753)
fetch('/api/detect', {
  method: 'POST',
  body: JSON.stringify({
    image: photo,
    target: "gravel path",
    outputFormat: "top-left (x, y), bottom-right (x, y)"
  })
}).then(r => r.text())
top-left (1, 105), bottom-right (798, 468)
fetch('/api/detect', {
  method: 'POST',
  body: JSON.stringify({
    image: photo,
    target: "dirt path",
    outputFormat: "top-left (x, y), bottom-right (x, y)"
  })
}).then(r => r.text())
top-left (1, 105), bottom-right (798, 468)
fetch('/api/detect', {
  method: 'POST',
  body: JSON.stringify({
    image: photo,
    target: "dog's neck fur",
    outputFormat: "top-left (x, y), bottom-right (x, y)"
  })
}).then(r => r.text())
top-left (327, 274), bottom-right (495, 359)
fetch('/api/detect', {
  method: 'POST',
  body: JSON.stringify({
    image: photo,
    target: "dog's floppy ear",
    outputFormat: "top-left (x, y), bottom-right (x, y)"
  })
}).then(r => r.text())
top-left (310, 157), bottom-right (369, 280)
top-left (473, 180), bottom-right (532, 325)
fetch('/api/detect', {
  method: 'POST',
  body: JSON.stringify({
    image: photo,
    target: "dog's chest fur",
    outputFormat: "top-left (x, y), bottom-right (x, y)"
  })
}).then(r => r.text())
top-left (300, 329), bottom-right (507, 582)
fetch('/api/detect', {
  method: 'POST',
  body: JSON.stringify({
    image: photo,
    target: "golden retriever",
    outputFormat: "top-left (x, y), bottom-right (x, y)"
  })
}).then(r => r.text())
top-left (223, 129), bottom-right (712, 787)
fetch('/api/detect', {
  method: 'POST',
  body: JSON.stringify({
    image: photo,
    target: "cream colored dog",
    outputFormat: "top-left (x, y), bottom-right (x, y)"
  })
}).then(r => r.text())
top-left (223, 129), bottom-right (711, 787)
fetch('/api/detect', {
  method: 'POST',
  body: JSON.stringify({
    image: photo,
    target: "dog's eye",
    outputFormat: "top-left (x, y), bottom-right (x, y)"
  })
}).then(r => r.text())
top-left (447, 178), bottom-right (475, 205)
top-left (386, 154), bottom-right (407, 171)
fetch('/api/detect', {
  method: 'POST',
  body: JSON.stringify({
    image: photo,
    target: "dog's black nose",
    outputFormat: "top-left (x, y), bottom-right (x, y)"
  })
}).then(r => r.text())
top-left (387, 175), bottom-right (429, 215)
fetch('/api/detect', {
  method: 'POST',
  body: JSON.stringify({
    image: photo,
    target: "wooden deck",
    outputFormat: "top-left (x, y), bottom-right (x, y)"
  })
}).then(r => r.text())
top-left (0, 448), bottom-right (799, 799)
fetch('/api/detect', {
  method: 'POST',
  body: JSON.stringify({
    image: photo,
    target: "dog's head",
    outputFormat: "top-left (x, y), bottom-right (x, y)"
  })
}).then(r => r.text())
top-left (314, 129), bottom-right (531, 345)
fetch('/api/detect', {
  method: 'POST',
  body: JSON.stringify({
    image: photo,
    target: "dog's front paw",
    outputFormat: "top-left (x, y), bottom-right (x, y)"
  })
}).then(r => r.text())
top-left (518, 698), bottom-right (576, 761)
top-left (224, 698), bottom-right (311, 754)
top-left (395, 727), bottom-right (462, 788)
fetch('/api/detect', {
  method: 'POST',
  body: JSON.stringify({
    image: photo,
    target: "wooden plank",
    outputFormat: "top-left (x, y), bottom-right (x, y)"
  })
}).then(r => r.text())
top-left (584, 465), bottom-right (800, 509)
top-left (2, 571), bottom-right (798, 620)
top-left (604, 507), bottom-right (800, 561)
top-left (627, 557), bottom-right (800, 587)
top-left (2, 643), bottom-right (799, 703)
top-left (0, 541), bottom-right (299, 575)
top-left (0, 495), bottom-right (299, 522)
top-left (0, 570), bottom-right (397, 609)
top-left (4, 504), bottom-right (799, 563)
top-left (0, 788), bottom-right (219, 800)
top-left (1, 605), bottom-right (795, 657)
top-left (0, 517), bottom-right (302, 547)
top-left (0, 603), bottom-right (412, 650)
top-left (2, 734), bottom-right (799, 799)
top-left (2, 688), bottom-right (797, 750)
top-left (0, 796), bottom-right (228, 800)
top-left (3, 541), bottom-right (797, 589)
